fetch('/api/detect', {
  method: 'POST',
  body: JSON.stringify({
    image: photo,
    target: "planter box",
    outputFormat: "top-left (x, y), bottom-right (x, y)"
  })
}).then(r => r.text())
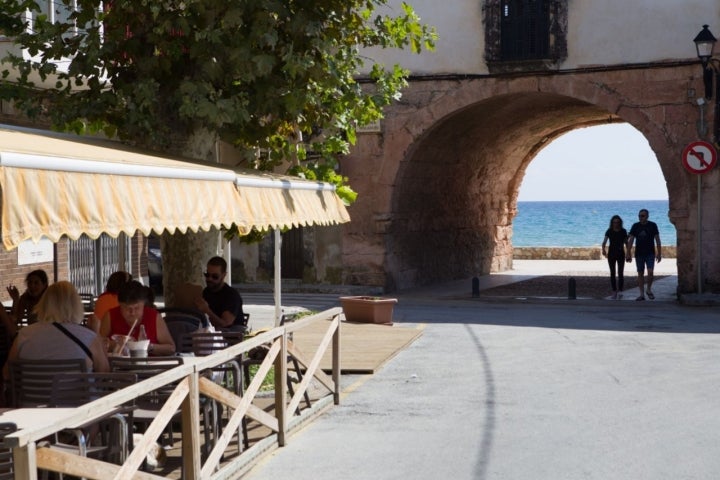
top-left (340, 296), bottom-right (398, 324)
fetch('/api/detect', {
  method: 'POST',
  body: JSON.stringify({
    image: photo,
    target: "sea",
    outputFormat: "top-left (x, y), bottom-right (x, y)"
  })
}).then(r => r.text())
top-left (513, 200), bottom-right (676, 247)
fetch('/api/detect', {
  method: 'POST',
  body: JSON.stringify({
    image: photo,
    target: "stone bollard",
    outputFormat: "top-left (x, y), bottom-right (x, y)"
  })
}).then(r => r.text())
top-left (472, 277), bottom-right (480, 297)
top-left (568, 277), bottom-right (576, 300)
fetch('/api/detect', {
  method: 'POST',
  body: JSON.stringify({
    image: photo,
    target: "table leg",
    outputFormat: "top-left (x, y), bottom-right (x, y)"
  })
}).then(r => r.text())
top-left (13, 442), bottom-right (38, 480)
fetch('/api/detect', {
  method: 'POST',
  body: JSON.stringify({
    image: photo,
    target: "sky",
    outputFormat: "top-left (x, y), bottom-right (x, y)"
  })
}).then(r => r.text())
top-left (518, 123), bottom-right (668, 201)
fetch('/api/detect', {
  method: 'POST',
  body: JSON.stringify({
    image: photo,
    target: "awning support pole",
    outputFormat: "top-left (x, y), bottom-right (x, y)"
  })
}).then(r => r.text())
top-left (274, 229), bottom-right (282, 327)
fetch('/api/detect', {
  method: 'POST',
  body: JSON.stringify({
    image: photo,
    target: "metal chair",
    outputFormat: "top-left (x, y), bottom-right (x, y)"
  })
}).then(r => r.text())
top-left (77, 293), bottom-right (96, 312)
top-left (160, 307), bottom-right (206, 353)
top-left (108, 356), bottom-right (184, 445)
top-left (77, 293), bottom-right (96, 327)
top-left (242, 314), bottom-right (312, 413)
top-left (7, 358), bottom-right (88, 407)
top-left (0, 423), bottom-right (16, 480)
top-left (7, 359), bottom-right (117, 478)
top-left (182, 331), bottom-right (249, 452)
top-left (51, 372), bottom-right (138, 464)
top-left (109, 356), bottom-right (217, 455)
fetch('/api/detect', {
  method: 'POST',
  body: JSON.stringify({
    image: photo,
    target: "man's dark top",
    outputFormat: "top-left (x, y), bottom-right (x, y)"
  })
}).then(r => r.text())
top-left (629, 221), bottom-right (659, 257)
top-left (202, 283), bottom-right (244, 328)
top-left (604, 228), bottom-right (627, 258)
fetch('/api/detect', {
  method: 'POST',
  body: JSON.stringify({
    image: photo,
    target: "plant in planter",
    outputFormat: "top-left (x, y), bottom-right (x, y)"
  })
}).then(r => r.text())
top-left (339, 296), bottom-right (398, 325)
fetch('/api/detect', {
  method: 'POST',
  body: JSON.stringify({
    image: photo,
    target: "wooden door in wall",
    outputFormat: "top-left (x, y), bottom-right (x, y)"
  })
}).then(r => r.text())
top-left (281, 227), bottom-right (304, 279)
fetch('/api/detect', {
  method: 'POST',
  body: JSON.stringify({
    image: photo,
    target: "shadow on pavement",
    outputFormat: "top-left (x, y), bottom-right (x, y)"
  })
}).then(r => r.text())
top-left (393, 301), bottom-right (720, 335)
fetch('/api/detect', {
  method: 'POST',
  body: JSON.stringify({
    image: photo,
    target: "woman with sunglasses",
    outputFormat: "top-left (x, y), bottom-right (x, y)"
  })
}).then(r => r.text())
top-left (601, 215), bottom-right (627, 300)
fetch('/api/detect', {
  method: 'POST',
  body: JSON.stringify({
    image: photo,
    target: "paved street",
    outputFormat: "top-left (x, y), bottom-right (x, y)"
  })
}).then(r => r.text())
top-left (245, 296), bottom-right (720, 480)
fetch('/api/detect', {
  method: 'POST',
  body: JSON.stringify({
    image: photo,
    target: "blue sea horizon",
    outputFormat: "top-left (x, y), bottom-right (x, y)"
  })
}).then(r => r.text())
top-left (513, 200), bottom-right (676, 247)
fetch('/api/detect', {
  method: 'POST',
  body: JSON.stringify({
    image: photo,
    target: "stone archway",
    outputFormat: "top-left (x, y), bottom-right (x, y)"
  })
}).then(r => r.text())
top-left (342, 64), bottom-right (707, 293)
top-left (388, 92), bottom-right (624, 290)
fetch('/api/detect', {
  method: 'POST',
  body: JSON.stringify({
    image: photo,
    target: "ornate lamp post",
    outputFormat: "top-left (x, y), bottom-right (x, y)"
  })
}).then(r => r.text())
top-left (693, 25), bottom-right (719, 144)
top-left (692, 25), bottom-right (720, 294)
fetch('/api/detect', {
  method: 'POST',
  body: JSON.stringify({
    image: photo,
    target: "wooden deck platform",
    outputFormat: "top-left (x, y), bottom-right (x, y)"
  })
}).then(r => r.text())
top-left (292, 320), bottom-right (424, 374)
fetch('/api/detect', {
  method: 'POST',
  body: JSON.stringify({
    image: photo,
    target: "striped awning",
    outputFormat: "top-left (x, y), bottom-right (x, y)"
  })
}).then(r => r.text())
top-left (0, 126), bottom-right (350, 250)
top-left (233, 170), bottom-right (351, 231)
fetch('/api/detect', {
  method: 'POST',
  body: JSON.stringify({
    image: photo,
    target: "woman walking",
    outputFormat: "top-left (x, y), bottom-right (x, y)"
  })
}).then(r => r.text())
top-left (602, 215), bottom-right (628, 299)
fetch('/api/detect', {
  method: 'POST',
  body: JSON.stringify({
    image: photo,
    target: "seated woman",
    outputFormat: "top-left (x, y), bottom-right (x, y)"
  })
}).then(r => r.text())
top-left (6, 269), bottom-right (49, 324)
top-left (100, 280), bottom-right (175, 356)
top-left (2, 281), bottom-right (109, 378)
top-left (89, 271), bottom-right (132, 333)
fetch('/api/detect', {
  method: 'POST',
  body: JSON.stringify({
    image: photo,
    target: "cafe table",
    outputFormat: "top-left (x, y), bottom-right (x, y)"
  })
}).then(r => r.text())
top-left (0, 407), bottom-right (84, 479)
top-left (0, 356), bottom-right (222, 479)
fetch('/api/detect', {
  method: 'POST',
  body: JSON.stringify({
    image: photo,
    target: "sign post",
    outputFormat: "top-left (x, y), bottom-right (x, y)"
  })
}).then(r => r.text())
top-left (682, 141), bottom-right (718, 294)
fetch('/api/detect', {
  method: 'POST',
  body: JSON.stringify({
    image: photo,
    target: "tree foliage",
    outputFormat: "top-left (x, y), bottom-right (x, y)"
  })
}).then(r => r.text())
top-left (0, 0), bottom-right (436, 201)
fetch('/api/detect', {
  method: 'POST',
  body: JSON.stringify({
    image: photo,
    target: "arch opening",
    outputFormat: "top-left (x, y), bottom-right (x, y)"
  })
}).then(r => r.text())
top-left (515, 123), bottom-right (674, 252)
top-left (387, 92), bottom-right (670, 291)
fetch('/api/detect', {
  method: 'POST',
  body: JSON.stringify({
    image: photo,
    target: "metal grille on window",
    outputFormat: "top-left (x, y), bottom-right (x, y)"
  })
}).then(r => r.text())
top-left (501, 0), bottom-right (550, 61)
top-left (68, 233), bottom-right (129, 296)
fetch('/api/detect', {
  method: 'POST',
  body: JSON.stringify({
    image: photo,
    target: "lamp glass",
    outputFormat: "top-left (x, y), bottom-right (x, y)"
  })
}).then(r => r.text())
top-left (696, 40), bottom-right (715, 60)
top-left (694, 25), bottom-right (717, 60)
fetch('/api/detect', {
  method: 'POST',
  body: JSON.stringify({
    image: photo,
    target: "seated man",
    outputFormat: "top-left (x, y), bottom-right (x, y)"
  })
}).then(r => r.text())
top-left (195, 256), bottom-right (245, 331)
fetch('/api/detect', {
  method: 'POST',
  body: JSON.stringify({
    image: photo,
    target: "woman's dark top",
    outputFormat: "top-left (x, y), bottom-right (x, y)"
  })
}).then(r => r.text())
top-left (605, 228), bottom-right (628, 257)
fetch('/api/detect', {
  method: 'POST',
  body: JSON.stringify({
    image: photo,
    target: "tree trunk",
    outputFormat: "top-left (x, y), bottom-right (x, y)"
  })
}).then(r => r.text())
top-left (159, 128), bottom-right (222, 306)
top-left (161, 229), bottom-right (219, 306)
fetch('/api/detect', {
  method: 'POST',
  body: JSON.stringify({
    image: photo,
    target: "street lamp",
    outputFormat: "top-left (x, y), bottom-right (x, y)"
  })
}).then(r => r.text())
top-left (693, 25), bottom-right (720, 146)
top-left (693, 25), bottom-right (717, 99)
top-left (692, 25), bottom-right (720, 295)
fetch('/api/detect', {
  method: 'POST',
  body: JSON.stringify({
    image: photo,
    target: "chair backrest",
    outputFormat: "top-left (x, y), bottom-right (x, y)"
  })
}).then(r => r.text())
top-left (0, 423), bottom-right (16, 480)
top-left (188, 331), bottom-right (244, 357)
top-left (7, 358), bottom-right (88, 407)
top-left (109, 356), bottom-right (183, 380)
top-left (159, 307), bottom-right (206, 325)
top-left (109, 357), bottom-right (183, 409)
top-left (78, 293), bottom-right (96, 312)
top-left (164, 315), bottom-right (202, 353)
top-left (51, 372), bottom-right (138, 407)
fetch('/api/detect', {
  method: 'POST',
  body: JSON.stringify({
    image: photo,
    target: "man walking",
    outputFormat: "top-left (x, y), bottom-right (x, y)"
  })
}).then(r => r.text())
top-left (195, 256), bottom-right (245, 330)
top-left (626, 209), bottom-right (662, 301)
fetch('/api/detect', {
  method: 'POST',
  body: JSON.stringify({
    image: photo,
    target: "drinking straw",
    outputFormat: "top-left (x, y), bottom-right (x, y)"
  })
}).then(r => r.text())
top-left (118, 318), bottom-right (139, 355)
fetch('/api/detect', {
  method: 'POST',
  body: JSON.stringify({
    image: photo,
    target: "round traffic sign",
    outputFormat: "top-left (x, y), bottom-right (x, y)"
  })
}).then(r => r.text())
top-left (682, 141), bottom-right (717, 174)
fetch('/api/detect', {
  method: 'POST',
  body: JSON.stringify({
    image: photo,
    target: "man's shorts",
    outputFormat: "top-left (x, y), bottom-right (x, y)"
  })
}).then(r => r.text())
top-left (635, 254), bottom-right (655, 273)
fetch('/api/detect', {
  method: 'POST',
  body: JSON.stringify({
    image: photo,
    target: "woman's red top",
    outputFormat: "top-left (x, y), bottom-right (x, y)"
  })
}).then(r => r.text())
top-left (108, 305), bottom-right (159, 343)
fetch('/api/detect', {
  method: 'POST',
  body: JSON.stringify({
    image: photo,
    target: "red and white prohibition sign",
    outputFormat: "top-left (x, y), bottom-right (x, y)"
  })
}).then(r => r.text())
top-left (682, 141), bottom-right (717, 174)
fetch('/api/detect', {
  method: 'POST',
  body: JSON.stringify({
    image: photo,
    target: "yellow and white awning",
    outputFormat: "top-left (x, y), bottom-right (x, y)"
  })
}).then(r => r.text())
top-left (0, 126), bottom-right (350, 250)
top-left (234, 170), bottom-right (351, 231)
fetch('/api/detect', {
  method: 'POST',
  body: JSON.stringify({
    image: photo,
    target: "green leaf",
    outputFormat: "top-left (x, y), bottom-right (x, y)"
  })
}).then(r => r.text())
top-left (0, 0), bottom-right (435, 194)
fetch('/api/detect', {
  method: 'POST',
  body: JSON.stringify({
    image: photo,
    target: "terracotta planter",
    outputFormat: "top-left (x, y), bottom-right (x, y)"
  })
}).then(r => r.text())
top-left (340, 296), bottom-right (398, 324)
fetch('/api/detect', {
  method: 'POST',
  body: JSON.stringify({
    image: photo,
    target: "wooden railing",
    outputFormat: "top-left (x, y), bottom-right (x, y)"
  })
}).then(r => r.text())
top-left (3, 307), bottom-right (343, 480)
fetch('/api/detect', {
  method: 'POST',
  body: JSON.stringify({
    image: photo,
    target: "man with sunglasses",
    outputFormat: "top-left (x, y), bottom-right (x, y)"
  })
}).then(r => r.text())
top-left (626, 209), bottom-right (662, 301)
top-left (195, 256), bottom-right (244, 330)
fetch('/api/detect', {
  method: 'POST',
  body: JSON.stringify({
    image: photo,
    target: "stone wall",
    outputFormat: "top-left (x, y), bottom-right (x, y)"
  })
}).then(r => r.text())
top-left (514, 246), bottom-right (677, 260)
top-left (343, 64), bottom-right (698, 291)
